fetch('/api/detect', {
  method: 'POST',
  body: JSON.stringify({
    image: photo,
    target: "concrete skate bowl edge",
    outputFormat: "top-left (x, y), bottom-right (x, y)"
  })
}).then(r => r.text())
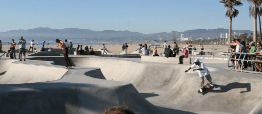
top-left (0, 59), bottom-right (68, 84)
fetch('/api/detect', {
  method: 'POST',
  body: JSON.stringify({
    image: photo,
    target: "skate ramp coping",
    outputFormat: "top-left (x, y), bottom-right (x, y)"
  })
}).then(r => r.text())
top-left (0, 59), bottom-right (67, 84)
top-left (141, 56), bottom-right (191, 64)
top-left (141, 56), bottom-right (228, 64)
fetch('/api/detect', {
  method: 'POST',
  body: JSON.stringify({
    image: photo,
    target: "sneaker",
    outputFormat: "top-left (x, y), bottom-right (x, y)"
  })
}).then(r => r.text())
top-left (209, 83), bottom-right (213, 87)
top-left (199, 88), bottom-right (203, 93)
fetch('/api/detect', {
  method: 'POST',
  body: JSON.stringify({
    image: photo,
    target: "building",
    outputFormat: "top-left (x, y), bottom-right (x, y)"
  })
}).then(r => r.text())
top-left (220, 32), bottom-right (244, 39)
top-left (180, 38), bottom-right (189, 42)
top-left (181, 34), bottom-right (184, 38)
top-left (196, 37), bottom-right (203, 40)
top-left (220, 33), bottom-right (228, 39)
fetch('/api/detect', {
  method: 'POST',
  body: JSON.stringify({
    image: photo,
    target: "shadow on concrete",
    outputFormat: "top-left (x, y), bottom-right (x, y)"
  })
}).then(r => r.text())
top-left (0, 71), bottom-right (6, 76)
top-left (84, 69), bottom-right (106, 79)
top-left (140, 93), bottom-right (159, 98)
top-left (211, 82), bottom-right (251, 93)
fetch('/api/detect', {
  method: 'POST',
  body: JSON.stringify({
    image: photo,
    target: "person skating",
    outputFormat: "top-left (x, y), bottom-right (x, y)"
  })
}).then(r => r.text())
top-left (56, 39), bottom-right (72, 69)
top-left (103, 44), bottom-right (107, 54)
top-left (185, 59), bottom-right (213, 93)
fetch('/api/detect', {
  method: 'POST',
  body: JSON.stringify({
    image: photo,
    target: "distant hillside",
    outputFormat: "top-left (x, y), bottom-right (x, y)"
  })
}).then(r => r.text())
top-left (0, 27), bottom-right (254, 43)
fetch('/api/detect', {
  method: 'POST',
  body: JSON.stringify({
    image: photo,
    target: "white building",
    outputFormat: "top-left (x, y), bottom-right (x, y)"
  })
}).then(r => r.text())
top-left (181, 34), bottom-right (184, 38)
top-left (220, 32), bottom-right (244, 39)
top-left (220, 33), bottom-right (228, 39)
top-left (196, 37), bottom-right (203, 40)
top-left (180, 38), bottom-right (189, 42)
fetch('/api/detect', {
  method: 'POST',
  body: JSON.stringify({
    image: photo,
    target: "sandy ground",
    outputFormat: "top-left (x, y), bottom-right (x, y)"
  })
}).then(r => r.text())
top-left (0, 44), bottom-right (229, 54)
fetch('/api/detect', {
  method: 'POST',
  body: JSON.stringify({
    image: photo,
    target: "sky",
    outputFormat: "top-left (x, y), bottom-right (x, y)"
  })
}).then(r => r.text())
top-left (0, 0), bottom-right (257, 34)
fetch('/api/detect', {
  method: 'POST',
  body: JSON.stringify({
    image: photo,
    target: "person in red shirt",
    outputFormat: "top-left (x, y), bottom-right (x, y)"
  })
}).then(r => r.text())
top-left (179, 46), bottom-right (188, 64)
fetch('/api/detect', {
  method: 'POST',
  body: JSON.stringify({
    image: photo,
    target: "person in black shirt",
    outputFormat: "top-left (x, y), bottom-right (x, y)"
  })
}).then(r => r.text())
top-left (122, 44), bottom-right (125, 51)
top-left (164, 45), bottom-right (172, 58)
top-left (90, 48), bottom-right (95, 55)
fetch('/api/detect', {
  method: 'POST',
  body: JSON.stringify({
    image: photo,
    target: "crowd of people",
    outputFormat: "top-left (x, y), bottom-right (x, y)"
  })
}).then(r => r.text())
top-left (0, 37), bottom-right (99, 60)
top-left (137, 41), bottom-right (194, 64)
top-left (229, 39), bottom-right (262, 72)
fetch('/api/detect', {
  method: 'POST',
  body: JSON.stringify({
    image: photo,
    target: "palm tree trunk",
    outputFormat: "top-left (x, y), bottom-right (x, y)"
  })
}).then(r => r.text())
top-left (259, 16), bottom-right (262, 42)
top-left (229, 16), bottom-right (232, 43)
top-left (254, 5), bottom-right (257, 43)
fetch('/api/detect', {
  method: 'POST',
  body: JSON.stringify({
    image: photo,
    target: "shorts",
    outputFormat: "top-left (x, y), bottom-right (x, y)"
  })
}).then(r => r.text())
top-left (19, 48), bottom-right (25, 55)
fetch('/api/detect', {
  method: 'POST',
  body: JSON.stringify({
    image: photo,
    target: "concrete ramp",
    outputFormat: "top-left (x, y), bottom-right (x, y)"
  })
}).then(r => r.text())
top-left (0, 59), bottom-right (67, 84)
top-left (24, 56), bottom-right (262, 113)
top-left (0, 66), bottom-right (194, 114)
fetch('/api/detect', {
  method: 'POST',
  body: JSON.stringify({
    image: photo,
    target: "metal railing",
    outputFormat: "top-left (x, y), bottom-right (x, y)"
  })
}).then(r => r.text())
top-left (228, 52), bottom-right (262, 74)
top-left (0, 53), bottom-right (6, 59)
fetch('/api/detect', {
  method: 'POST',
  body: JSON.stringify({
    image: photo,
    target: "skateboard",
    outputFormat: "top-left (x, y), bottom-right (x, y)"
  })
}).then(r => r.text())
top-left (198, 83), bottom-right (212, 94)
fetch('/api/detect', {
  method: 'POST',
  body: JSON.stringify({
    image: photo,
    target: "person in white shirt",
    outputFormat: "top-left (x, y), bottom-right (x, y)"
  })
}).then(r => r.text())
top-left (228, 39), bottom-right (242, 68)
top-left (163, 41), bottom-right (167, 49)
top-left (141, 45), bottom-right (146, 55)
top-left (28, 40), bottom-right (35, 53)
top-left (64, 39), bottom-right (69, 48)
top-left (185, 59), bottom-right (213, 92)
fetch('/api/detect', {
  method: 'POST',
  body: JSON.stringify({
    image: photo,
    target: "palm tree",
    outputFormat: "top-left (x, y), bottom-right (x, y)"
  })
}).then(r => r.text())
top-left (244, 0), bottom-right (262, 42)
top-left (257, 7), bottom-right (262, 41)
top-left (220, 0), bottom-right (243, 43)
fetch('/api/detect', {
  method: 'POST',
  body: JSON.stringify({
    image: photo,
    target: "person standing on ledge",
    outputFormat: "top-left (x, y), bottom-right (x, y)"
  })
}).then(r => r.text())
top-left (10, 39), bottom-right (16, 59)
top-left (41, 41), bottom-right (45, 51)
top-left (17, 36), bottom-right (26, 61)
top-left (103, 44), bottom-right (107, 54)
top-left (56, 39), bottom-right (72, 69)
top-left (185, 59), bottom-right (213, 93)
top-left (28, 40), bottom-right (35, 53)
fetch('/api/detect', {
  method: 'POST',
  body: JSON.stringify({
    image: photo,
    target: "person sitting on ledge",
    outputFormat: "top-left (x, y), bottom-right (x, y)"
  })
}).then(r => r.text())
top-left (153, 46), bottom-right (159, 56)
top-left (85, 46), bottom-right (89, 54)
top-left (254, 42), bottom-right (262, 72)
top-left (90, 48), bottom-right (95, 55)
top-left (164, 45), bottom-right (172, 58)
top-left (178, 46), bottom-right (188, 64)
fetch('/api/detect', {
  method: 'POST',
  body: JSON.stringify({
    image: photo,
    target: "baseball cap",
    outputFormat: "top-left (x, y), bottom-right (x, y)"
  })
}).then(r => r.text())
top-left (194, 59), bottom-right (200, 63)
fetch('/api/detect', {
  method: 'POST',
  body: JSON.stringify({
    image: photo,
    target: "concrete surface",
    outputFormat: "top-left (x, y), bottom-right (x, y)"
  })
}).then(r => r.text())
top-left (0, 54), bottom-right (261, 114)
top-left (0, 59), bottom-right (68, 84)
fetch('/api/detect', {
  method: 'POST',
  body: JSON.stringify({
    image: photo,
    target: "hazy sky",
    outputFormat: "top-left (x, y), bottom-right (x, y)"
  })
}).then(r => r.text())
top-left (0, 0), bottom-right (256, 34)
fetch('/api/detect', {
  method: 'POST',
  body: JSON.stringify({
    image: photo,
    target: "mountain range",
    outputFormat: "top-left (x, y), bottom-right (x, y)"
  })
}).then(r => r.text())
top-left (0, 27), bottom-right (253, 43)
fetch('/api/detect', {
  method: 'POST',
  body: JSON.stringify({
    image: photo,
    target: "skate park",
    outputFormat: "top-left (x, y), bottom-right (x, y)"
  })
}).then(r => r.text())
top-left (0, 49), bottom-right (261, 114)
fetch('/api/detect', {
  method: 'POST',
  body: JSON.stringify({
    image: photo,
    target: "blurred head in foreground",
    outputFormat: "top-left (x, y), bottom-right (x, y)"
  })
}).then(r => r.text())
top-left (103, 106), bottom-right (135, 114)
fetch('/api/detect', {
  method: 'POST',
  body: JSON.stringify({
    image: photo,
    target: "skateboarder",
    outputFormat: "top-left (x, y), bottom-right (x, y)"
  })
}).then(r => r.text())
top-left (185, 59), bottom-right (213, 93)
top-left (56, 39), bottom-right (72, 69)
